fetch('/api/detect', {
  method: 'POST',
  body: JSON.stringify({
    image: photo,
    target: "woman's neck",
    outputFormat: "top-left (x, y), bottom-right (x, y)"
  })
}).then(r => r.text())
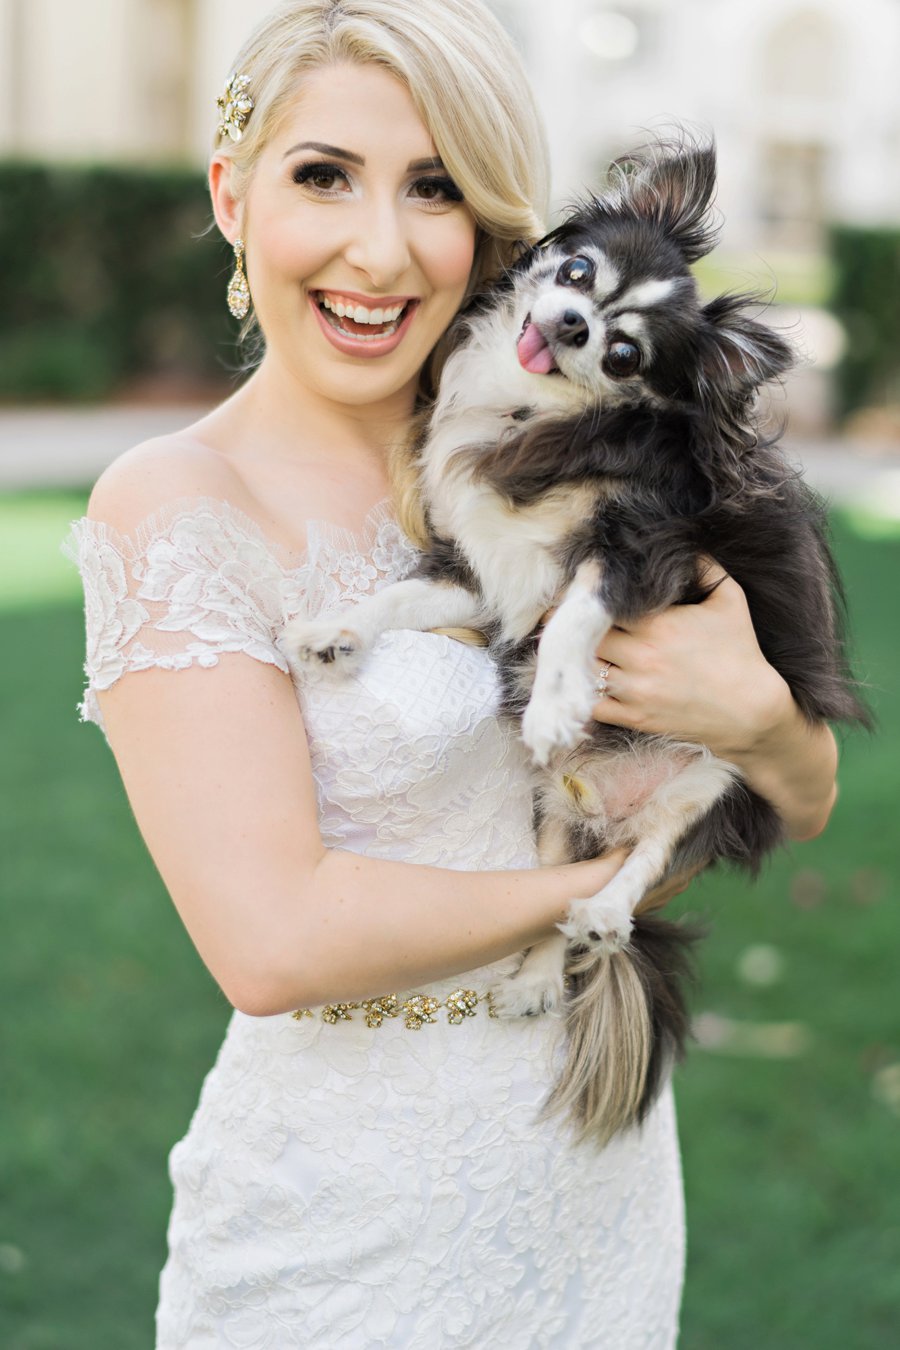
top-left (206, 352), bottom-right (417, 478)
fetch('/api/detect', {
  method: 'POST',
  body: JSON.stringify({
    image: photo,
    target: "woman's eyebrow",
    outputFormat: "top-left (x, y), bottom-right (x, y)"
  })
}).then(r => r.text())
top-left (282, 140), bottom-right (444, 172)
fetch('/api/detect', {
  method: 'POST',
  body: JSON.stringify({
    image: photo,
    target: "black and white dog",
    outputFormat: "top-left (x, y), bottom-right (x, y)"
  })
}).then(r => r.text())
top-left (284, 140), bottom-right (868, 1145)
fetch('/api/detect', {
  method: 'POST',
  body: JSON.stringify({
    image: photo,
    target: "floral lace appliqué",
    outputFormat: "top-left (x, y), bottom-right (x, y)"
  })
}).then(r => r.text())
top-left (61, 495), bottom-right (418, 732)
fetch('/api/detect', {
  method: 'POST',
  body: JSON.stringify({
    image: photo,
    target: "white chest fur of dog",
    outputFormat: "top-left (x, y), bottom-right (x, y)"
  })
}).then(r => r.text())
top-left (422, 301), bottom-right (599, 643)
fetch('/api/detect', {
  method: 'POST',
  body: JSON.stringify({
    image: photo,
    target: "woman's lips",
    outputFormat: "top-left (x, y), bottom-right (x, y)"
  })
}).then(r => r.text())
top-left (308, 293), bottom-right (420, 358)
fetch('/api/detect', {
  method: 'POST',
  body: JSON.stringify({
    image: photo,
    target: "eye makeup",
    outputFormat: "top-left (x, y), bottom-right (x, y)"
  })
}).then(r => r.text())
top-left (290, 160), bottom-right (464, 206)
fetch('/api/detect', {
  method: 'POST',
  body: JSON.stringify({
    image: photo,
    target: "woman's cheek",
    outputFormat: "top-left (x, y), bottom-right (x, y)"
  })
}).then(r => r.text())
top-left (425, 213), bottom-right (478, 293)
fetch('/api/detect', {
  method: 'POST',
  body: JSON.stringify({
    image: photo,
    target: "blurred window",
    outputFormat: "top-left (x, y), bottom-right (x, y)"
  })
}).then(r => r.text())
top-left (760, 141), bottom-right (828, 249)
top-left (579, 3), bottom-right (659, 67)
top-left (762, 8), bottom-right (838, 100)
top-left (134, 0), bottom-right (197, 161)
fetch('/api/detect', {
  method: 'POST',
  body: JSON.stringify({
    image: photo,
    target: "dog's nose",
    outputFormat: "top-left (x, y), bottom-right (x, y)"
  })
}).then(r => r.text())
top-left (555, 310), bottom-right (590, 348)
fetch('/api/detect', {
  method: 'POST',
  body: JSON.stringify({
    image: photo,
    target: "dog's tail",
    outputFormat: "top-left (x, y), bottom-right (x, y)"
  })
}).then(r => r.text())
top-left (541, 909), bottom-right (702, 1147)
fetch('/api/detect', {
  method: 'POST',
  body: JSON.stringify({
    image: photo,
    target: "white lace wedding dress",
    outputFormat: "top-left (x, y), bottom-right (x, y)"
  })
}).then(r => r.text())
top-left (63, 496), bottom-right (685, 1349)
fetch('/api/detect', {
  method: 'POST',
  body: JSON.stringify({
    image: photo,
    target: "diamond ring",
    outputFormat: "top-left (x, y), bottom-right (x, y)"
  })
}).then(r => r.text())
top-left (594, 660), bottom-right (612, 697)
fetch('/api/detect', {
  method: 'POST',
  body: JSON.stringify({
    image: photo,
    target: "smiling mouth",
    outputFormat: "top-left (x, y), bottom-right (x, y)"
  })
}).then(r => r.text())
top-left (312, 291), bottom-right (416, 341)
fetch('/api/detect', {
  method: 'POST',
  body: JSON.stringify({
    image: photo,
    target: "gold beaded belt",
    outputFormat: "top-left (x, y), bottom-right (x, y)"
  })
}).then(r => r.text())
top-left (292, 988), bottom-right (497, 1030)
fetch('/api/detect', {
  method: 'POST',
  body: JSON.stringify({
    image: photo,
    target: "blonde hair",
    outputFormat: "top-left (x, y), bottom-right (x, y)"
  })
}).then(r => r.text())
top-left (214, 0), bottom-right (551, 543)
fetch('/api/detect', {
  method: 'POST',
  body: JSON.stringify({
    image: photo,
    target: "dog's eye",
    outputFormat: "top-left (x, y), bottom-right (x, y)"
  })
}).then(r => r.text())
top-left (556, 255), bottom-right (594, 288)
top-left (604, 340), bottom-right (642, 378)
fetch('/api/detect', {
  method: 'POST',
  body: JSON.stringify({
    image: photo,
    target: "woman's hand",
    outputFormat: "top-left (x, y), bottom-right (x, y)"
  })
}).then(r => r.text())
top-left (587, 560), bottom-right (839, 842)
top-left (591, 561), bottom-right (790, 758)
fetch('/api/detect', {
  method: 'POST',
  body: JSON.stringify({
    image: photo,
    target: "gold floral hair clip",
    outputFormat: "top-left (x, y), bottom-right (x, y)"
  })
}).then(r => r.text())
top-left (216, 73), bottom-right (254, 143)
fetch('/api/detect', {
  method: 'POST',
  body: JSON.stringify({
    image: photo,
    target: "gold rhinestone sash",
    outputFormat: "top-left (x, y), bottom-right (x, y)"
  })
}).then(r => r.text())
top-left (292, 988), bottom-right (496, 1030)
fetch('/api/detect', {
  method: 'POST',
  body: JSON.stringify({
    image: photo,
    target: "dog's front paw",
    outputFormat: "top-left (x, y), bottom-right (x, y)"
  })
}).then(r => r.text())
top-left (489, 968), bottom-right (564, 1019)
top-left (281, 614), bottom-right (367, 672)
top-left (521, 673), bottom-right (596, 766)
top-left (559, 894), bottom-right (634, 955)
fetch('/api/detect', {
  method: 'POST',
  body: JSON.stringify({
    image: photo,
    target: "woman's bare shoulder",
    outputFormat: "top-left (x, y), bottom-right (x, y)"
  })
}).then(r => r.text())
top-left (86, 431), bottom-right (245, 534)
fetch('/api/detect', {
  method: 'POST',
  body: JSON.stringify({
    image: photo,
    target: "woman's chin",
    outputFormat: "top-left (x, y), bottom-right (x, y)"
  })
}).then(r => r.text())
top-left (299, 357), bottom-right (422, 409)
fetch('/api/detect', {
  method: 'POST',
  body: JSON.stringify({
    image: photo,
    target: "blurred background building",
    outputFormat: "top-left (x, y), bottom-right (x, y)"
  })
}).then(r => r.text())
top-left (1, 0), bottom-right (899, 434)
top-left (3, 0), bottom-right (898, 234)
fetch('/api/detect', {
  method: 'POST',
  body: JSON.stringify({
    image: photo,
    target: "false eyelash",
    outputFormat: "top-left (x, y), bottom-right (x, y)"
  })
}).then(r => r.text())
top-left (291, 161), bottom-right (349, 191)
top-left (420, 176), bottom-right (465, 204)
top-left (291, 160), bottom-right (465, 205)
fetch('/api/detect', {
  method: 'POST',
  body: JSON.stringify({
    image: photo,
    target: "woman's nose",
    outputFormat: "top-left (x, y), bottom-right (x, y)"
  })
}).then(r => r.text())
top-left (342, 202), bottom-right (412, 289)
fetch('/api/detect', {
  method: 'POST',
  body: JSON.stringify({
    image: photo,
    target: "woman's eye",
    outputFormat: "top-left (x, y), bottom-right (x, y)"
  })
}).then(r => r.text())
top-left (290, 164), bottom-right (463, 207)
top-left (292, 162), bottom-right (349, 193)
top-left (411, 176), bottom-right (465, 206)
top-left (604, 340), bottom-right (642, 378)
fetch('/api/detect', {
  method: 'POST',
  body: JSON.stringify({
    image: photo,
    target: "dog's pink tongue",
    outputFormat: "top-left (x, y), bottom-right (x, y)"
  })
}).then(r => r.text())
top-left (517, 322), bottom-right (556, 374)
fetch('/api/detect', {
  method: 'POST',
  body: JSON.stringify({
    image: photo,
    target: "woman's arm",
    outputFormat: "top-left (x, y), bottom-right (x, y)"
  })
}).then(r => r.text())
top-left (708, 677), bottom-right (838, 842)
top-left (98, 655), bottom-right (626, 1017)
top-left (591, 567), bottom-right (839, 842)
top-left (80, 449), bottom-right (626, 1019)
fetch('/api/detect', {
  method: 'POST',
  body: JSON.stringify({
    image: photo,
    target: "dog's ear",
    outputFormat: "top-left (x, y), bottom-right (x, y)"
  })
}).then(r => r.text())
top-left (698, 294), bottom-right (795, 400)
top-left (691, 296), bottom-right (795, 495)
top-left (615, 141), bottom-right (719, 262)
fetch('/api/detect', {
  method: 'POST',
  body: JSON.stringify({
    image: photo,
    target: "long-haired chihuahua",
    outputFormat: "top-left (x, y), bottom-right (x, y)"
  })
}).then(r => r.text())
top-left (283, 137), bottom-right (869, 1146)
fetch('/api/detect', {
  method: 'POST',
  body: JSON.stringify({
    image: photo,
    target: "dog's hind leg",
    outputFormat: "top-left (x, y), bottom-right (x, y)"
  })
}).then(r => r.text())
top-left (281, 578), bottom-right (483, 673)
top-left (490, 815), bottom-right (571, 1019)
top-left (522, 560), bottom-right (612, 765)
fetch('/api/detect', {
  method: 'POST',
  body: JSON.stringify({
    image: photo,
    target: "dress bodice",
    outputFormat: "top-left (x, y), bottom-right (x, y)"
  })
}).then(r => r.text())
top-left (61, 492), bottom-right (538, 948)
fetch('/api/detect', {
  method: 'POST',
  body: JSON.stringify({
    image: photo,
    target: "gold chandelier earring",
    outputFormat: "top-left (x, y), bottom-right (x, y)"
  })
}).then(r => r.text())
top-left (227, 237), bottom-right (251, 319)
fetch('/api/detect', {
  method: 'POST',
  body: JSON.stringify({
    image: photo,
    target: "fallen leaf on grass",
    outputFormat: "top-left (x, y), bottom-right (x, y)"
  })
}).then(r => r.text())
top-left (871, 1063), bottom-right (900, 1116)
top-left (849, 868), bottom-right (888, 906)
top-left (0, 1244), bottom-right (26, 1274)
top-left (736, 944), bottom-right (784, 986)
top-left (692, 1013), bottom-right (812, 1058)
top-left (790, 869), bottom-right (826, 910)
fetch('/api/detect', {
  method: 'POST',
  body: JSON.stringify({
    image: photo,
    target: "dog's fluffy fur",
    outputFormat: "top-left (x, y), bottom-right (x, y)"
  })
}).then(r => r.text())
top-left (284, 138), bottom-right (869, 1147)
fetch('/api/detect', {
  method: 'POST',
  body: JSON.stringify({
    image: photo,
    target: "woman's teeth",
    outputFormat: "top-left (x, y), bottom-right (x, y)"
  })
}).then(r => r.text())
top-left (316, 292), bottom-right (409, 339)
top-left (321, 294), bottom-right (406, 324)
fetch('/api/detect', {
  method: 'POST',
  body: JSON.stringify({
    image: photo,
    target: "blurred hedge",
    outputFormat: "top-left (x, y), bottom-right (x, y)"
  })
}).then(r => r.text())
top-left (0, 162), bottom-right (237, 401)
top-left (829, 224), bottom-right (900, 419)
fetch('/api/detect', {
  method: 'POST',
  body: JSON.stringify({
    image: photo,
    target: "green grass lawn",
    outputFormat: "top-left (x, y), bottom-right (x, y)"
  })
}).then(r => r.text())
top-left (1, 491), bottom-right (897, 1349)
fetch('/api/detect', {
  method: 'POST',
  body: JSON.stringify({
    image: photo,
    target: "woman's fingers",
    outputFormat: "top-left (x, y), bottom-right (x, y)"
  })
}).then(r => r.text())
top-left (591, 691), bottom-right (640, 726)
top-left (592, 626), bottom-right (633, 663)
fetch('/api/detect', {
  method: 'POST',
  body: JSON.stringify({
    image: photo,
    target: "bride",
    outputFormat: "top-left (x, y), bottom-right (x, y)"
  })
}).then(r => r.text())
top-left (64, 2), bottom-right (839, 1345)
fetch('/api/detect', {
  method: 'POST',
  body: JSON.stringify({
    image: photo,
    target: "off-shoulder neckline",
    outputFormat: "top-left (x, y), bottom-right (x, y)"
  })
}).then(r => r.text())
top-left (65, 493), bottom-right (406, 574)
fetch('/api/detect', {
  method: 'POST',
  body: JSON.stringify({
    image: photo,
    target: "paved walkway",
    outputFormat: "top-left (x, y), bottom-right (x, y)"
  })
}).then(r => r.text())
top-left (2, 403), bottom-right (899, 511)
top-left (0, 405), bottom-right (209, 491)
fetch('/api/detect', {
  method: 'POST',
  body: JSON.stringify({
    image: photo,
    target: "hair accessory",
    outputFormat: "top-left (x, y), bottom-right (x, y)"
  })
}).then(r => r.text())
top-left (594, 660), bottom-right (612, 697)
top-left (216, 73), bottom-right (254, 142)
top-left (226, 237), bottom-right (251, 319)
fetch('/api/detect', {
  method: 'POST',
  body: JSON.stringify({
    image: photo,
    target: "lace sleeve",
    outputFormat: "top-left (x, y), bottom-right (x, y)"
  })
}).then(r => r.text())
top-left (60, 496), bottom-right (299, 731)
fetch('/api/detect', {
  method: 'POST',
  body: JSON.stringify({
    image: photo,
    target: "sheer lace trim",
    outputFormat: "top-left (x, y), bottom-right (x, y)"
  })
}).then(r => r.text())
top-left (61, 493), bottom-right (400, 572)
top-left (60, 494), bottom-right (418, 731)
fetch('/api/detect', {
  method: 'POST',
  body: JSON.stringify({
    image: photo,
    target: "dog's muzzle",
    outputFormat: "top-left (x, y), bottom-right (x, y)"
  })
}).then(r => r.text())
top-left (517, 302), bottom-right (592, 374)
top-left (554, 309), bottom-right (590, 348)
